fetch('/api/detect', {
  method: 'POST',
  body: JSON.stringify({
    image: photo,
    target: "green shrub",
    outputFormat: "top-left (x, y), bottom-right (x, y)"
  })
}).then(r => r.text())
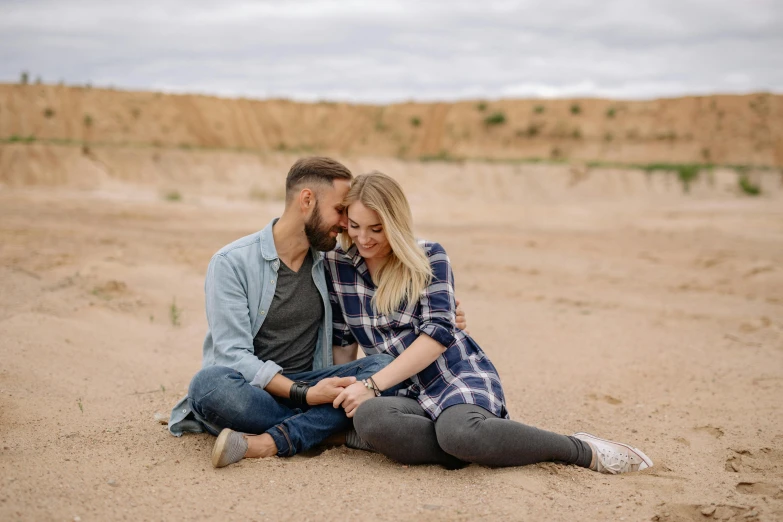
top-left (410, 116), bottom-right (421, 127)
top-left (83, 114), bottom-right (93, 127)
top-left (736, 169), bottom-right (761, 196)
top-left (43, 107), bottom-right (55, 118)
top-left (534, 105), bottom-right (545, 114)
top-left (604, 132), bottom-right (614, 142)
top-left (606, 107), bottom-right (616, 118)
top-left (676, 165), bottom-right (700, 192)
top-left (571, 128), bottom-right (582, 140)
top-left (570, 103), bottom-right (581, 115)
top-left (476, 102), bottom-right (487, 111)
top-left (164, 191), bottom-right (182, 202)
top-left (20, 71), bottom-right (29, 84)
top-left (484, 112), bottom-right (506, 126)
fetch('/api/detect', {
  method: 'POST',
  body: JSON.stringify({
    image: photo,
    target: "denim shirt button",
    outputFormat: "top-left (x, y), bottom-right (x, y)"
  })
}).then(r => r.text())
top-left (260, 310), bottom-right (265, 315)
top-left (182, 409), bottom-right (187, 413)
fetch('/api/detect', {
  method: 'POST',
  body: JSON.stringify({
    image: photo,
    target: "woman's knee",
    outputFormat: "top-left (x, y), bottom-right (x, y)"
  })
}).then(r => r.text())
top-left (434, 406), bottom-right (484, 459)
top-left (353, 399), bottom-right (396, 443)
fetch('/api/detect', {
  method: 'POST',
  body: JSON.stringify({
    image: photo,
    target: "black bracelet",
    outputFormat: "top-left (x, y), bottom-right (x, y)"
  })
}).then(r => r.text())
top-left (367, 376), bottom-right (382, 397)
top-left (289, 382), bottom-right (310, 406)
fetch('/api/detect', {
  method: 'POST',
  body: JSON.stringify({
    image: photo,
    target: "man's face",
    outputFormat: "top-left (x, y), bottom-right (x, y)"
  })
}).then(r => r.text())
top-left (304, 179), bottom-right (351, 251)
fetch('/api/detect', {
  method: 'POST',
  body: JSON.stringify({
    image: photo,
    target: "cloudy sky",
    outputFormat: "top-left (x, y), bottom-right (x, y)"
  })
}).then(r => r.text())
top-left (1, 0), bottom-right (782, 102)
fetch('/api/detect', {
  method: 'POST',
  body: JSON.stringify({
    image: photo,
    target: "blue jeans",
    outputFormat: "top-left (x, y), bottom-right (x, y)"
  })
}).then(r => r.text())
top-left (188, 354), bottom-right (393, 457)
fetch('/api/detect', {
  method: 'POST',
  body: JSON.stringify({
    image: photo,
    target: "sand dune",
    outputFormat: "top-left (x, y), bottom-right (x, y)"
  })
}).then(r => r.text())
top-left (2, 84), bottom-right (782, 166)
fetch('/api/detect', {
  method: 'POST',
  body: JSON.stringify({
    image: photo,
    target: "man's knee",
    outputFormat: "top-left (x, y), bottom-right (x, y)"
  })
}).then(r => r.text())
top-left (188, 366), bottom-right (239, 399)
top-left (361, 353), bottom-right (394, 374)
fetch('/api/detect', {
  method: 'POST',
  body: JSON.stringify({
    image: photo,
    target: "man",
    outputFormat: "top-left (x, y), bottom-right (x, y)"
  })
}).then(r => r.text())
top-left (168, 157), bottom-right (464, 469)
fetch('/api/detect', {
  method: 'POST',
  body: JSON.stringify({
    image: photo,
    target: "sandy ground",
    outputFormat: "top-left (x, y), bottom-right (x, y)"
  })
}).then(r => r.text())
top-left (1, 164), bottom-right (782, 521)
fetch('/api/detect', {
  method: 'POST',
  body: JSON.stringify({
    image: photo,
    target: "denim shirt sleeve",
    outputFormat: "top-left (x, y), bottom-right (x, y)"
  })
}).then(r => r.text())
top-left (418, 242), bottom-right (457, 349)
top-left (206, 253), bottom-right (282, 388)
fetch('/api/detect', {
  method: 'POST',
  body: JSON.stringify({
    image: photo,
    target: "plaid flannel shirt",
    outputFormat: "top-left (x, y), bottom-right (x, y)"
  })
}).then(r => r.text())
top-left (325, 241), bottom-right (508, 420)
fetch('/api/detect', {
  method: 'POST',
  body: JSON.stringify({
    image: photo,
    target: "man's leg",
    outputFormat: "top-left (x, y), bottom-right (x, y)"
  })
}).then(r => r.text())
top-left (190, 354), bottom-right (395, 459)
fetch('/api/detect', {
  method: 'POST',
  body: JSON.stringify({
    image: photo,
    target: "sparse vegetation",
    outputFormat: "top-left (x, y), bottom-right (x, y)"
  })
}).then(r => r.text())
top-left (738, 175), bottom-right (761, 196)
top-left (736, 167), bottom-right (762, 196)
top-left (484, 112), bottom-right (506, 126)
top-left (164, 190), bottom-right (182, 202)
top-left (550, 146), bottom-right (563, 159)
top-left (476, 102), bottom-right (487, 111)
top-left (420, 150), bottom-right (457, 162)
top-left (571, 128), bottom-right (582, 140)
top-left (604, 132), bottom-right (614, 142)
top-left (131, 107), bottom-right (141, 119)
top-left (83, 114), bottom-right (93, 127)
top-left (643, 163), bottom-right (701, 193)
top-left (606, 107), bottom-right (616, 118)
top-left (77, 398), bottom-right (83, 413)
top-left (170, 298), bottom-right (182, 326)
top-left (570, 103), bottom-right (581, 115)
top-left (43, 107), bottom-right (55, 118)
top-left (534, 105), bottom-right (545, 114)
top-left (8, 134), bottom-right (36, 143)
top-left (20, 71), bottom-right (29, 84)
top-left (410, 116), bottom-right (421, 127)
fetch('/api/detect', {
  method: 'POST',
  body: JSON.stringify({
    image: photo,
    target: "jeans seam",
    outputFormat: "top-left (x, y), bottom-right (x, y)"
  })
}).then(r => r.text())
top-left (275, 425), bottom-right (294, 457)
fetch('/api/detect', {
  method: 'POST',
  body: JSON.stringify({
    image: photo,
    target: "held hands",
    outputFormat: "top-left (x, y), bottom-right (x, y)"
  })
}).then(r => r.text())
top-left (305, 376), bottom-right (357, 405)
top-left (333, 381), bottom-right (375, 418)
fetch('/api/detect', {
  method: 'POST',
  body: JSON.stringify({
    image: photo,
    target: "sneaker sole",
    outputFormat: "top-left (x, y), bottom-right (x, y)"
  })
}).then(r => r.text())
top-left (211, 428), bottom-right (234, 468)
top-left (573, 432), bottom-right (654, 470)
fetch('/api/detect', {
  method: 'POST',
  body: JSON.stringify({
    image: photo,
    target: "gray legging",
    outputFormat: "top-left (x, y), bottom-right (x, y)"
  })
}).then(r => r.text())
top-left (353, 397), bottom-right (592, 470)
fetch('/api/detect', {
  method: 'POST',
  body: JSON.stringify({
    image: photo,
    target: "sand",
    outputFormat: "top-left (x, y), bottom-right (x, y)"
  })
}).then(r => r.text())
top-left (0, 154), bottom-right (782, 521)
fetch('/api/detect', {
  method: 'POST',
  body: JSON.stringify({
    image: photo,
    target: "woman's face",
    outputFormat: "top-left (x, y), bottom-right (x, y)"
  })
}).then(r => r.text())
top-left (347, 201), bottom-right (392, 261)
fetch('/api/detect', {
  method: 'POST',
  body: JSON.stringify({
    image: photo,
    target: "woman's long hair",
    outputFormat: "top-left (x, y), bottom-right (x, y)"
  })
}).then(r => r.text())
top-left (340, 172), bottom-right (432, 316)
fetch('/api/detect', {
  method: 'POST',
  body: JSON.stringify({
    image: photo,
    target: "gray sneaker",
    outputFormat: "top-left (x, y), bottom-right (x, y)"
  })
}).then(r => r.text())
top-left (211, 429), bottom-right (248, 468)
top-left (573, 432), bottom-right (653, 474)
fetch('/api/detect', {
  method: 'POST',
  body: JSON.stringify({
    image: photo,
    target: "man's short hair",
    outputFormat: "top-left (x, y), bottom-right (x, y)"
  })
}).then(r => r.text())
top-left (285, 157), bottom-right (352, 203)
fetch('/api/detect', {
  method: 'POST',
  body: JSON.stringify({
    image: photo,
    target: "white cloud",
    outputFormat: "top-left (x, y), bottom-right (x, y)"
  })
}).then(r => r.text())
top-left (1, 0), bottom-right (781, 101)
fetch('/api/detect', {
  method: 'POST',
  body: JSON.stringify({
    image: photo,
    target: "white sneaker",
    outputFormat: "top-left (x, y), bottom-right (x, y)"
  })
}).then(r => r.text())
top-left (573, 432), bottom-right (653, 474)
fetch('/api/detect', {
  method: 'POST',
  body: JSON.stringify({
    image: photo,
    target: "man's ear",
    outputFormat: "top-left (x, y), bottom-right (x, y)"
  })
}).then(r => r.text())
top-left (299, 188), bottom-right (314, 213)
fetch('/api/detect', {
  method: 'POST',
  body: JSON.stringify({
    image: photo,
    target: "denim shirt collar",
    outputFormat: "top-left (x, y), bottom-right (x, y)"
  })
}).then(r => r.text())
top-left (260, 217), bottom-right (324, 268)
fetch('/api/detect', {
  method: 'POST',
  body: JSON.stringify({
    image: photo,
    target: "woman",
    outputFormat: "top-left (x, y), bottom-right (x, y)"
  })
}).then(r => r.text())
top-left (326, 172), bottom-right (652, 473)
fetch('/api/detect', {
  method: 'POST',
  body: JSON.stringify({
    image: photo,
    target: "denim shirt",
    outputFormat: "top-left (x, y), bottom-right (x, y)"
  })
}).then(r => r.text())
top-left (168, 218), bottom-right (334, 436)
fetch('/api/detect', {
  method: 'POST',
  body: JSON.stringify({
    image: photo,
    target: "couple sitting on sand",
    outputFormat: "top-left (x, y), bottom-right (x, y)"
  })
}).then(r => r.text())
top-left (168, 156), bottom-right (652, 474)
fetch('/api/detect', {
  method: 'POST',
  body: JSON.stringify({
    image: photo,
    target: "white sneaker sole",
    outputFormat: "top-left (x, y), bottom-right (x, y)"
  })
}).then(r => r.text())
top-left (573, 432), bottom-right (654, 471)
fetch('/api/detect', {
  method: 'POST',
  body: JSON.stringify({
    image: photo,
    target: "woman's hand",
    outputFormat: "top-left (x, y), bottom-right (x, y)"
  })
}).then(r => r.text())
top-left (333, 381), bottom-right (375, 418)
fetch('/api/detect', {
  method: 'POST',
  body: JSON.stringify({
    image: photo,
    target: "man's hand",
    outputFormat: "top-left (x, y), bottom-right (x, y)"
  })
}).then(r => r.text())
top-left (333, 381), bottom-right (375, 418)
top-left (306, 376), bottom-right (356, 406)
top-left (455, 298), bottom-right (468, 333)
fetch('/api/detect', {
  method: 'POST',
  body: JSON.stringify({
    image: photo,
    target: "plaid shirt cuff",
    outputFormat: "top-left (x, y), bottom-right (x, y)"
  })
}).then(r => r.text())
top-left (420, 322), bottom-right (455, 348)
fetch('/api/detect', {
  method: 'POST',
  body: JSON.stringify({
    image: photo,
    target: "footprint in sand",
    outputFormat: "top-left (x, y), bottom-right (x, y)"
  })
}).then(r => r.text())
top-left (587, 393), bottom-right (622, 405)
top-left (694, 425), bottom-right (724, 438)
top-left (736, 482), bottom-right (783, 498)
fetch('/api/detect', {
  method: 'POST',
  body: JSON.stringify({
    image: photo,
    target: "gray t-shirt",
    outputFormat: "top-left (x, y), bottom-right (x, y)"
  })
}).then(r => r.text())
top-left (253, 254), bottom-right (323, 375)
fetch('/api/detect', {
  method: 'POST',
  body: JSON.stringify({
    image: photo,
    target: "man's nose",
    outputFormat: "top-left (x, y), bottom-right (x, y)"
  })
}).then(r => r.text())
top-left (338, 214), bottom-right (348, 229)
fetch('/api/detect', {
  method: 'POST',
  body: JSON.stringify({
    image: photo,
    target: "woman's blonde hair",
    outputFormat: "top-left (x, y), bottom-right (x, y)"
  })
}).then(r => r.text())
top-left (340, 171), bottom-right (432, 316)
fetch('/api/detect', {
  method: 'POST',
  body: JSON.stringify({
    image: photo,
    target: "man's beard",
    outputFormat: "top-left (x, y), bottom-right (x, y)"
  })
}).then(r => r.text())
top-left (304, 201), bottom-right (341, 251)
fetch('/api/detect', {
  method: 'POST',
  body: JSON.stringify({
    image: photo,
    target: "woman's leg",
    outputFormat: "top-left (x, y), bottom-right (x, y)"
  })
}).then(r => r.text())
top-left (353, 397), bottom-right (466, 469)
top-left (434, 404), bottom-right (593, 468)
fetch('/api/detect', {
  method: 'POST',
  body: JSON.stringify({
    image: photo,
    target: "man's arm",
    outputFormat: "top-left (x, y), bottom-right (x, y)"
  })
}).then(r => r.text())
top-left (205, 254), bottom-right (282, 387)
top-left (265, 373), bottom-right (356, 405)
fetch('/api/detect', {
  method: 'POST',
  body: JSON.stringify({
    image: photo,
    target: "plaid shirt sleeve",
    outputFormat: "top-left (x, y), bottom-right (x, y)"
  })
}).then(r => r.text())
top-left (418, 242), bottom-right (457, 348)
top-left (325, 265), bottom-right (356, 347)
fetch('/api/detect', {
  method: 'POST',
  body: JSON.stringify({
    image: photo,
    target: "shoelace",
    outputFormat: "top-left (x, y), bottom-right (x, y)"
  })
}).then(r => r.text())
top-left (596, 447), bottom-right (634, 474)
